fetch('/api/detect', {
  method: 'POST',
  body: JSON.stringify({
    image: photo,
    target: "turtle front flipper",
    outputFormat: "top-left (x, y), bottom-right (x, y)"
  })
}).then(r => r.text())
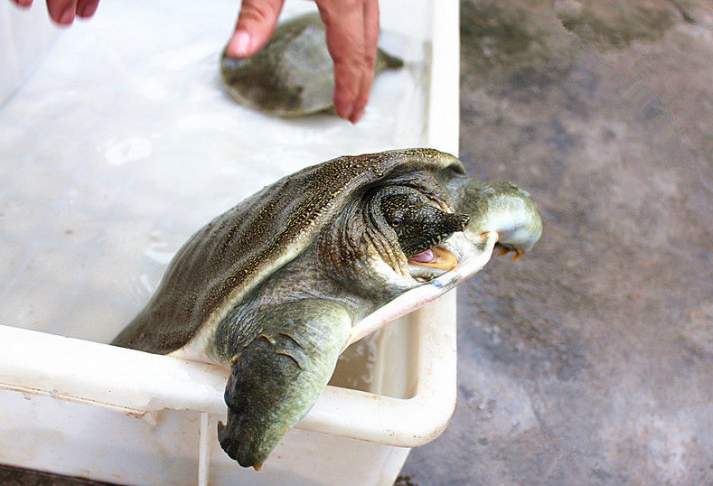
top-left (216, 299), bottom-right (351, 469)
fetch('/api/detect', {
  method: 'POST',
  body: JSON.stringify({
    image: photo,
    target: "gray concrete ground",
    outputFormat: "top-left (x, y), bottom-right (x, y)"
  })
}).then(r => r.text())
top-left (2, 1), bottom-right (712, 485)
top-left (400, 0), bottom-right (713, 485)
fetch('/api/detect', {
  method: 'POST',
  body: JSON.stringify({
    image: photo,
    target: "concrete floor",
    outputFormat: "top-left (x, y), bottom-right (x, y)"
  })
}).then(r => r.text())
top-left (401, 0), bottom-right (713, 485)
top-left (3, 1), bottom-right (712, 485)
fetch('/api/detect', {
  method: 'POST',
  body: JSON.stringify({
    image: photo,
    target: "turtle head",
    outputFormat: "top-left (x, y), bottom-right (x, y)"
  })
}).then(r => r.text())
top-left (380, 189), bottom-right (470, 258)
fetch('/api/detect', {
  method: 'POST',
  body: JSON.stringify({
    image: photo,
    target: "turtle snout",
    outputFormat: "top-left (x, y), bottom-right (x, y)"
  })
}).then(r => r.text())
top-left (379, 189), bottom-right (470, 258)
top-left (446, 212), bottom-right (470, 234)
top-left (397, 209), bottom-right (470, 258)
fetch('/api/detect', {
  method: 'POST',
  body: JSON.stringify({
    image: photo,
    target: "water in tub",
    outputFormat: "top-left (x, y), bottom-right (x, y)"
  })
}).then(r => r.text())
top-left (0, 0), bottom-right (431, 392)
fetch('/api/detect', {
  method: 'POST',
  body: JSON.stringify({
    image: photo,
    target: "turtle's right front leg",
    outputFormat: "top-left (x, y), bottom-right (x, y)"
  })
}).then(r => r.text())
top-left (216, 299), bottom-right (351, 469)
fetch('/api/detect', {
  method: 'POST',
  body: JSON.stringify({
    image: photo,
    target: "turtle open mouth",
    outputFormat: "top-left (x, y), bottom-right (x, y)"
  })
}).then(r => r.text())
top-left (407, 245), bottom-right (460, 282)
top-left (408, 246), bottom-right (458, 271)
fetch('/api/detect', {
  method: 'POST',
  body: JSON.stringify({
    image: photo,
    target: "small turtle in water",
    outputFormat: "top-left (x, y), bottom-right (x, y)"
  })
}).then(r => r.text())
top-left (220, 12), bottom-right (404, 116)
top-left (112, 148), bottom-right (542, 469)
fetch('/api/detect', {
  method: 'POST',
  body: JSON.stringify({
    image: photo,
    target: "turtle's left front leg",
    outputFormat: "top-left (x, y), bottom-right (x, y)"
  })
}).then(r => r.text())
top-left (216, 299), bottom-right (351, 469)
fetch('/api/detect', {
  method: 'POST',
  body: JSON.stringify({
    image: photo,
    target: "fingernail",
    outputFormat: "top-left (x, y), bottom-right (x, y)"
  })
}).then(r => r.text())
top-left (59, 7), bottom-right (74, 25)
top-left (16, 0), bottom-right (33, 8)
top-left (79, 3), bottom-right (97, 18)
top-left (350, 108), bottom-right (364, 124)
top-left (346, 103), bottom-right (364, 124)
top-left (228, 31), bottom-right (251, 58)
top-left (334, 101), bottom-right (351, 121)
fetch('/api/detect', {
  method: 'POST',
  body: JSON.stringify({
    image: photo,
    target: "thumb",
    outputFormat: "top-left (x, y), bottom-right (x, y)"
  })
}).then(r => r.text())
top-left (226, 0), bottom-right (285, 59)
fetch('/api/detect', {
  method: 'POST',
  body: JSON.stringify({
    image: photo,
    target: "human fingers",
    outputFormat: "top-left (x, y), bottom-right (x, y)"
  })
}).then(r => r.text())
top-left (75, 0), bottom-right (99, 18)
top-left (11, 0), bottom-right (97, 21)
top-left (316, 0), bottom-right (365, 122)
top-left (46, 0), bottom-right (78, 25)
top-left (226, 0), bottom-right (285, 59)
top-left (10, 0), bottom-right (34, 8)
top-left (349, 0), bottom-right (379, 123)
top-left (316, 0), bottom-right (379, 123)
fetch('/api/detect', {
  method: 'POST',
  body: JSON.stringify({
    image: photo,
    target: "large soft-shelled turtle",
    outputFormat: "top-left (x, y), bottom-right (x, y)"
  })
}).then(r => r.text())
top-left (112, 148), bottom-right (542, 469)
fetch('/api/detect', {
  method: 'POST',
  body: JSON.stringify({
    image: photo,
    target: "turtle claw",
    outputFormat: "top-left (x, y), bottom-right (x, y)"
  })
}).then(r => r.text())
top-left (216, 421), bottom-right (238, 463)
top-left (495, 244), bottom-right (525, 260)
top-left (216, 418), bottom-right (263, 471)
top-left (217, 412), bottom-right (261, 468)
top-left (496, 245), bottom-right (511, 257)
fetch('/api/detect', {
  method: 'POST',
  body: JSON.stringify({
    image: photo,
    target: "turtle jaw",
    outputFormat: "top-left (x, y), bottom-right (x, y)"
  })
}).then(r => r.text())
top-left (406, 230), bottom-right (513, 282)
top-left (409, 246), bottom-right (458, 270)
top-left (407, 245), bottom-right (459, 281)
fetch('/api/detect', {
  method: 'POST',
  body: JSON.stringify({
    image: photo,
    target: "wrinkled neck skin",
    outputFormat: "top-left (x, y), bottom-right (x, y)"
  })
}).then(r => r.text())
top-left (318, 174), bottom-right (454, 299)
top-left (317, 195), bottom-right (412, 304)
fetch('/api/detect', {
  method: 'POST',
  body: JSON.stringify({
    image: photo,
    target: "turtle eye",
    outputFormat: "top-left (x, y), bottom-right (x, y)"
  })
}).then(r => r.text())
top-left (389, 217), bottom-right (402, 228)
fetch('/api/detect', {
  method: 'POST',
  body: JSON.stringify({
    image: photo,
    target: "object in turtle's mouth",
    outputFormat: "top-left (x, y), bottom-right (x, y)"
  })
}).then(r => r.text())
top-left (410, 249), bottom-right (435, 263)
top-left (408, 246), bottom-right (458, 270)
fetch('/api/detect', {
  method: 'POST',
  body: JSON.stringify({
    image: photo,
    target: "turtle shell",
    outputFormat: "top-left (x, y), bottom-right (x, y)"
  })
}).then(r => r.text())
top-left (112, 148), bottom-right (465, 355)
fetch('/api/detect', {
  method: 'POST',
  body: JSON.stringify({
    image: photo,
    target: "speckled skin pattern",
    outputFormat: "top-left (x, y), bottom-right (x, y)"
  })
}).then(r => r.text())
top-left (112, 149), bottom-right (465, 355)
top-left (112, 148), bottom-right (541, 468)
top-left (220, 12), bottom-right (404, 116)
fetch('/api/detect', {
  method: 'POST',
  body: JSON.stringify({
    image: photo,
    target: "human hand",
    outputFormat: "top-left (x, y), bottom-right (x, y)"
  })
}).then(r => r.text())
top-left (226, 0), bottom-right (379, 123)
top-left (9, 0), bottom-right (99, 25)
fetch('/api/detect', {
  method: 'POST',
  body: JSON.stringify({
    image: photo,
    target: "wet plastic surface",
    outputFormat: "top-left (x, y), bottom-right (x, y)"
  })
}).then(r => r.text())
top-left (0, 1), bottom-right (460, 485)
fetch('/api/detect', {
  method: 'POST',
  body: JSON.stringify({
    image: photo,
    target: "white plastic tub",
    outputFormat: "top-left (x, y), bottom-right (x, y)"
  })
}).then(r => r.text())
top-left (0, 1), bottom-right (460, 485)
